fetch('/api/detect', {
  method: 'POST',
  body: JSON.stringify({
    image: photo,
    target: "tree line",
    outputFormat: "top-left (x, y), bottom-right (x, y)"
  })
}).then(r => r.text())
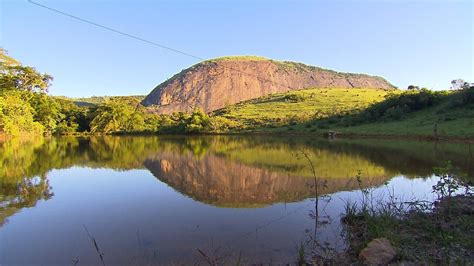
top-left (0, 49), bottom-right (239, 136)
top-left (1, 48), bottom-right (472, 136)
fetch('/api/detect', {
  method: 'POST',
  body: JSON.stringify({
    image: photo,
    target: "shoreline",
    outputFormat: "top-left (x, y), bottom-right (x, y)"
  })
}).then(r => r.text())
top-left (1, 130), bottom-right (473, 143)
top-left (205, 131), bottom-right (474, 143)
top-left (340, 194), bottom-right (474, 264)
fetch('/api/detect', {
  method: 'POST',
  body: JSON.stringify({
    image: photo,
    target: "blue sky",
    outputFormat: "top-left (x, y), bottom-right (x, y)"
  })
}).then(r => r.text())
top-left (1, 0), bottom-right (472, 97)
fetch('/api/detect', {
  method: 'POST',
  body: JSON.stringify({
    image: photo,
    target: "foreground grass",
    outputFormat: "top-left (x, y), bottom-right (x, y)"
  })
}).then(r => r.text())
top-left (342, 195), bottom-right (474, 264)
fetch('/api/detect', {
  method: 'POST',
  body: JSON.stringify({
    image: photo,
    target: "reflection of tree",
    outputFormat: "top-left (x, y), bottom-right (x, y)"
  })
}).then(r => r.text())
top-left (0, 174), bottom-right (53, 226)
top-left (0, 135), bottom-right (471, 218)
top-left (318, 139), bottom-right (474, 178)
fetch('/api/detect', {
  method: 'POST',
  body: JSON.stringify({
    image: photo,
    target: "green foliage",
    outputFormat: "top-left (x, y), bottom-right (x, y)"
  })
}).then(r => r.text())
top-left (185, 109), bottom-right (210, 133)
top-left (449, 86), bottom-right (474, 107)
top-left (284, 94), bottom-right (305, 103)
top-left (0, 90), bottom-right (91, 136)
top-left (0, 49), bottom-right (52, 93)
top-left (343, 89), bottom-right (446, 124)
top-left (432, 161), bottom-right (471, 202)
top-left (154, 109), bottom-right (211, 134)
top-left (323, 88), bottom-right (474, 138)
top-left (343, 161), bottom-right (474, 263)
top-left (0, 48), bottom-right (19, 66)
top-left (1, 48), bottom-right (471, 139)
top-left (0, 48), bottom-right (88, 136)
top-left (450, 79), bottom-right (470, 90)
top-left (209, 116), bottom-right (243, 132)
top-left (213, 88), bottom-right (393, 130)
top-left (29, 93), bottom-right (62, 133)
top-left (72, 95), bottom-right (145, 106)
top-left (89, 97), bottom-right (146, 133)
top-left (0, 90), bottom-right (44, 135)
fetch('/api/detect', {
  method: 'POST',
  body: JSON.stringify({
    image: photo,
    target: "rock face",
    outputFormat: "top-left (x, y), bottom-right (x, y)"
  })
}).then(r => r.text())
top-left (142, 56), bottom-right (395, 114)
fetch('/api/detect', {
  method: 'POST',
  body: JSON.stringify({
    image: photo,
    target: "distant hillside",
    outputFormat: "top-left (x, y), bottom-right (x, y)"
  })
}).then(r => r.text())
top-left (62, 95), bottom-right (145, 107)
top-left (142, 56), bottom-right (395, 114)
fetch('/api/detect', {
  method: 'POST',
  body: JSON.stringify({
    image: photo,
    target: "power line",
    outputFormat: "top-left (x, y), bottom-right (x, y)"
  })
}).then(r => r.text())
top-left (27, 0), bottom-right (295, 109)
top-left (27, 0), bottom-right (204, 61)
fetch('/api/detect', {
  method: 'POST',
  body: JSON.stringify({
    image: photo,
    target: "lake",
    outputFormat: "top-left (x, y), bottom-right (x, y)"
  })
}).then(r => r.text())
top-left (0, 136), bottom-right (472, 264)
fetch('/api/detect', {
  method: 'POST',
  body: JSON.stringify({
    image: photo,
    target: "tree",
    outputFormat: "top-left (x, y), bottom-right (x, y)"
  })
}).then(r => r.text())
top-left (185, 109), bottom-right (210, 133)
top-left (29, 93), bottom-right (62, 133)
top-left (450, 79), bottom-right (470, 90)
top-left (407, 85), bottom-right (420, 91)
top-left (89, 98), bottom-right (146, 133)
top-left (0, 63), bottom-right (52, 93)
top-left (0, 48), bottom-right (52, 93)
top-left (0, 48), bottom-right (20, 66)
top-left (0, 90), bottom-right (44, 135)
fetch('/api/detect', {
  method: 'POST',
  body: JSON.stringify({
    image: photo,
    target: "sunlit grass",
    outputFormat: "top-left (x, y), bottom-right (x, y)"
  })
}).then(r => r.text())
top-left (216, 88), bottom-right (395, 127)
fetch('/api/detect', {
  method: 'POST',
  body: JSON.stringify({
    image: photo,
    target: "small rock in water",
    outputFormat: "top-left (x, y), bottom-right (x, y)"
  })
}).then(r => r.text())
top-left (359, 238), bottom-right (396, 265)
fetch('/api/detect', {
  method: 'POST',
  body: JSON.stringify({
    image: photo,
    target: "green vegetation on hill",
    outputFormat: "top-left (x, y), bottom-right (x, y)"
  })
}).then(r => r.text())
top-left (287, 88), bottom-right (474, 138)
top-left (214, 88), bottom-right (395, 129)
top-left (70, 95), bottom-right (145, 106)
top-left (211, 86), bottom-right (474, 139)
top-left (205, 55), bottom-right (270, 62)
top-left (205, 56), bottom-right (392, 81)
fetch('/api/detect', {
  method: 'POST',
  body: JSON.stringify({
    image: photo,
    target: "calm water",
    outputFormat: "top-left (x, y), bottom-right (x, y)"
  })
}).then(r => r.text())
top-left (0, 136), bottom-right (472, 264)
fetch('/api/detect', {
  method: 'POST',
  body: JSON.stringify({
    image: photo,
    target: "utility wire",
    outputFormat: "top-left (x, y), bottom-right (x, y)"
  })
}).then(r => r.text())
top-left (27, 0), bottom-right (203, 61)
top-left (27, 0), bottom-right (295, 94)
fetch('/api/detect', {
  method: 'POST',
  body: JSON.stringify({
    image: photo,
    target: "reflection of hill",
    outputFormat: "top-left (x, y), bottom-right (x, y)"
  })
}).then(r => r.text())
top-left (0, 135), bottom-right (472, 218)
top-left (145, 152), bottom-right (390, 207)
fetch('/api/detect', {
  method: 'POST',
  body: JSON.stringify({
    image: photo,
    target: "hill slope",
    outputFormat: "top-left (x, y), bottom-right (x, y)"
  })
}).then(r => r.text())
top-left (215, 87), bottom-right (473, 139)
top-left (142, 56), bottom-right (395, 114)
top-left (214, 87), bottom-right (395, 128)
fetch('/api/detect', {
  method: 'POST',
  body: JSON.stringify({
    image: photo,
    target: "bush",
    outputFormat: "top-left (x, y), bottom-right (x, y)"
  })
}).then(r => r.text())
top-left (284, 94), bottom-right (305, 103)
top-left (0, 90), bottom-right (45, 136)
top-left (185, 109), bottom-right (210, 133)
top-left (89, 98), bottom-right (146, 133)
top-left (209, 116), bottom-right (241, 132)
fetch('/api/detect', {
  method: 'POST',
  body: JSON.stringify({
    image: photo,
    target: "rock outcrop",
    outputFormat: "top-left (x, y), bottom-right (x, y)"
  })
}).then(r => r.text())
top-left (359, 238), bottom-right (397, 265)
top-left (142, 56), bottom-right (395, 113)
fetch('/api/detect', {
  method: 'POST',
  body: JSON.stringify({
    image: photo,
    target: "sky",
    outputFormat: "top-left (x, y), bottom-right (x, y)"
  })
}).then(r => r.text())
top-left (0, 0), bottom-right (473, 97)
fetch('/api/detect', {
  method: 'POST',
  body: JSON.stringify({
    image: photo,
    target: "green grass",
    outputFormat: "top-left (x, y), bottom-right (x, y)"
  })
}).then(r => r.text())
top-left (343, 195), bottom-right (474, 263)
top-left (214, 87), bottom-right (395, 129)
top-left (213, 87), bottom-right (474, 139)
top-left (204, 55), bottom-right (270, 62)
top-left (331, 103), bottom-right (474, 137)
top-left (56, 95), bottom-right (146, 107)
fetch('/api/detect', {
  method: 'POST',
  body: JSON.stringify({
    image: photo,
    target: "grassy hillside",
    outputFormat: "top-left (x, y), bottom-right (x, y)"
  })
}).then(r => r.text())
top-left (213, 87), bottom-right (474, 139)
top-left (330, 103), bottom-right (474, 137)
top-left (214, 88), bottom-right (395, 129)
top-left (66, 95), bottom-right (145, 106)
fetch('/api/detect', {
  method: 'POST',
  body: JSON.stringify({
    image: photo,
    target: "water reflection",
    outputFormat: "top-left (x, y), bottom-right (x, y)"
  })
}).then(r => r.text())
top-left (0, 136), bottom-right (472, 263)
top-left (1, 136), bottom-right (473, 214)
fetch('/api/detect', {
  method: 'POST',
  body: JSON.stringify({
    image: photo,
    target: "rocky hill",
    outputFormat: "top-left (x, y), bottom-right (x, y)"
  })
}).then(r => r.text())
top-left (142, 56), bottom-right (395, 113)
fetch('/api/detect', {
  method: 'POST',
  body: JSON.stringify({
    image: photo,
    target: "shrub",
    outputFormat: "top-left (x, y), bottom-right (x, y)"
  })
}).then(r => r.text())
top-left (284, 94), bottom-right (305, 103)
